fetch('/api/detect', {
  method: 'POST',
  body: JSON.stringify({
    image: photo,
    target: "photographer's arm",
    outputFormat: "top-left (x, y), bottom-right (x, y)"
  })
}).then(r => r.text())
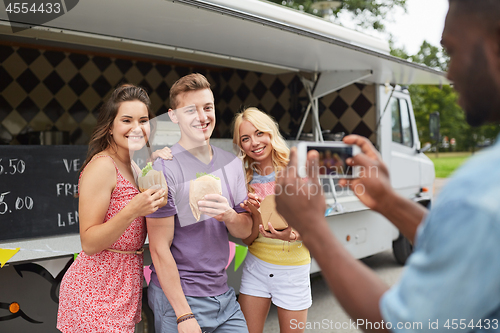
top-left (340, 135), bottom-right (428, 243)
top-left (275, 149), bottom-right (390, 332)
top-left (370, 190), bottom-right (426, 243)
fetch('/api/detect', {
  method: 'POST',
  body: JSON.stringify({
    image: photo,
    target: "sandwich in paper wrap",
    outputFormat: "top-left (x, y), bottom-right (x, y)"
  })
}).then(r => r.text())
top-left (138, 162), bottom-right (168, 203)
top-left (190, 173), bottom-right (222, 221)
top-left (246, 194), bottom-right (288, 231)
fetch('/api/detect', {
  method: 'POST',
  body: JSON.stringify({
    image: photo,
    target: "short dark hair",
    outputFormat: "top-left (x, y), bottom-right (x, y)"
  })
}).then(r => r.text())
top-left (449, 0), bottom-right (500, 30)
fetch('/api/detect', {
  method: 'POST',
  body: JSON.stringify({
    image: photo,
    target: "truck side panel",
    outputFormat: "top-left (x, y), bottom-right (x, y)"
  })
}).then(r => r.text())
top-left (310, 210), bottom-right (396, 274)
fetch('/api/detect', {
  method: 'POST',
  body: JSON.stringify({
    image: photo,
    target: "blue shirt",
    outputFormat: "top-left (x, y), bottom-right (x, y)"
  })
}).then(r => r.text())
top-left (380, 139), bottom-right (500, 332)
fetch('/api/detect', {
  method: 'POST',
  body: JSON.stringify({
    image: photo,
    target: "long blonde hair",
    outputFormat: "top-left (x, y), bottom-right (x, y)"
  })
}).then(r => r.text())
top-left (232, 107), bottom-right (289, 188)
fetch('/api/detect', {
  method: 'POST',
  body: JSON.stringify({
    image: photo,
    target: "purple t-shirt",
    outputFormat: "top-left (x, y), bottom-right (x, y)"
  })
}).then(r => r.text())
top-left (148, 143), bottom-right (248, 297)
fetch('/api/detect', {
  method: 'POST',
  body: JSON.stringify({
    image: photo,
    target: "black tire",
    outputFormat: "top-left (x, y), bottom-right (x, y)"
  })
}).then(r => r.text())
top-left (135, 288), bottom-right (155, 333)
top-left (392, 233), bottom-right (413, 265)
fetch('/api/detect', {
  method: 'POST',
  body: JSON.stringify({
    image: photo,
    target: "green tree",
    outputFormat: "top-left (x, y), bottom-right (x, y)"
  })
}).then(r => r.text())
top-left (391, 41), bottom-right (500, 151)
top-left (268, 0), bottom-right (407, 31)
top-left (272, 0), bottom-right (499, 150)
top-left (409, 85), bottom-right (468, 150)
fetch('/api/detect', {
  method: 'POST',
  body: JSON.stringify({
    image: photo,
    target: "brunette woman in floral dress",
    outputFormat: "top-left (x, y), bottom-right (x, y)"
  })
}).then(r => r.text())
top-left (57, 85), bottom-right (166, 333)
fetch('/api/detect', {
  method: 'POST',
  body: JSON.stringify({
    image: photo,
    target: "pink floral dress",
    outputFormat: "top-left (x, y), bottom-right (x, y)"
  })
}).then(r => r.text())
top-left (57, 155), bottom-right (146, 333)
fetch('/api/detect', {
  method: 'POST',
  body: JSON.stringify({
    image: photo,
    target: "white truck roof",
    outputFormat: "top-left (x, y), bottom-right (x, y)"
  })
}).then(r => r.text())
top-left (207, 0), bottom-right (391, 54)
top-left (0, 0), bottom-right (449, 85)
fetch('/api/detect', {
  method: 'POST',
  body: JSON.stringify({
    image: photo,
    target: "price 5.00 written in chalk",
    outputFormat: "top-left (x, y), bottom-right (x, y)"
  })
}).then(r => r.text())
top-left (0, 191), bottom-right (34, 215)
top-left (0, 158), bottom-right (26, 175)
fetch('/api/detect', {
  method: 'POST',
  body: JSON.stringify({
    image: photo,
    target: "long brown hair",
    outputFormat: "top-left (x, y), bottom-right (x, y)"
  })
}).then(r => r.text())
top-left (81, 84), bottom-right (153, 171)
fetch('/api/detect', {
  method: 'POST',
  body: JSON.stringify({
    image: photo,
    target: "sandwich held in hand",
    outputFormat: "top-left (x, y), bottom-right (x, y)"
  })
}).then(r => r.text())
top-left (138, 162), bottom-right (168, 202)
top-left (246, 195), bottom-right (288, 231)
top-left (190, 172), bottom-right (222, 221)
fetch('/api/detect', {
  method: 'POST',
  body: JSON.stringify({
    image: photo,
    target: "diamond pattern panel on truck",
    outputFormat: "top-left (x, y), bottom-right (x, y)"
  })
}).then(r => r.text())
top-left (0, 44), bottom-right (375, 145)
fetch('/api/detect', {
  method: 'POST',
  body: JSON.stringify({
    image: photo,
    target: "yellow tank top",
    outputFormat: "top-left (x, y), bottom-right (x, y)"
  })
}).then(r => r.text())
top-left (248, 171), bottom-right (310, 266)
top-left (248, 234), bottom-right (310, 266)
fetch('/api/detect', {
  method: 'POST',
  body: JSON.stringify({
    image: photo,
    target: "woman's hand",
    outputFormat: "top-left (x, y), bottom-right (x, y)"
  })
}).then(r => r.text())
top-left (151, 146), bottom-right (173, 161)
top-left (128, 188), bottom-right (165, 217)
top-left (259, 223), bottom-right (293, 241)
top-left (240, 193), bottom-right (261, 213)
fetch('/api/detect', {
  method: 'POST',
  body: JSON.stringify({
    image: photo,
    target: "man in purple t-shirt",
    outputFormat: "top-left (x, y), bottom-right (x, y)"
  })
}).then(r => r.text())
top-left (146, 73), bottom-right (252, 333)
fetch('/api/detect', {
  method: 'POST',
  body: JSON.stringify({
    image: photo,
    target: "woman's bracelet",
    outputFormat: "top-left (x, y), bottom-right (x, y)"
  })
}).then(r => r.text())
top-left (176, 313), bottom-right (195, 324)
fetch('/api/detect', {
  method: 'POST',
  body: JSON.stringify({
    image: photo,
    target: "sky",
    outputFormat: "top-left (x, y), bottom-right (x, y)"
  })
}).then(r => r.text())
top-left (336, 0), bottom-right (449, 55)
top-left (384, 0), bottom-right (449, 55)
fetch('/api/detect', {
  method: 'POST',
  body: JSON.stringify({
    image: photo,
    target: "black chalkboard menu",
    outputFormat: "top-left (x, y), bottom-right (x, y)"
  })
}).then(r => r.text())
top-left (0, 146), bottom-right (88, 241)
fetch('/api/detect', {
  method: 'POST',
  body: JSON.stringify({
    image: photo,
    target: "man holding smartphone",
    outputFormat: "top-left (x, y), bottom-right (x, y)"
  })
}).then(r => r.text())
top-left (275, 0), bottom-right (500, 331)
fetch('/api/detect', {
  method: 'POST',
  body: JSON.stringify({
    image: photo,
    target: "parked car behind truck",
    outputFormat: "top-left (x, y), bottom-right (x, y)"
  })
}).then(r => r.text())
top-left (0, 0), bottom-right (446, 332)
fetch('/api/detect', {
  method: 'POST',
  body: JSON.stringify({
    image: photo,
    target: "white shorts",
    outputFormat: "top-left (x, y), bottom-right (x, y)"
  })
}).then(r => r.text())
top-left (239, 252), bottom-right (312, 311)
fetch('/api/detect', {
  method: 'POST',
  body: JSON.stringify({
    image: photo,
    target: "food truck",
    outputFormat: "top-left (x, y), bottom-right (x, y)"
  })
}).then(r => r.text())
top-left (0, 0), bottom-right (448, 331)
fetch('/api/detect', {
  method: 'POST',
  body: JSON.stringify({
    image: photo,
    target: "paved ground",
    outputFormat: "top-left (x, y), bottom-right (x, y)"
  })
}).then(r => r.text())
top-left (262, 250), bottom-right (403, 333)
top-left (262, 178), bottom-right (449, 333)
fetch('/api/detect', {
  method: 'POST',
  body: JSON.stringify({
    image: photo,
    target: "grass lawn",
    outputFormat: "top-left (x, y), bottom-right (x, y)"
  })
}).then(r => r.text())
top-left (426, 152), bottom-right (474, 178)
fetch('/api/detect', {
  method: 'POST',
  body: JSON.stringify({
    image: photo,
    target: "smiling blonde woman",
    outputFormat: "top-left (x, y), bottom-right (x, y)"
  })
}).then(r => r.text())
top-left (233, 107), bottom-right (312, 333)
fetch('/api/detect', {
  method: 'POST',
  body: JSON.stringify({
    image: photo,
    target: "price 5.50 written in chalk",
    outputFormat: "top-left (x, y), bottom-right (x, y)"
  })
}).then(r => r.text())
top-left (0, 191), bottom-right (34, 215)
top-left (0, 158), bottom-right (26, 175)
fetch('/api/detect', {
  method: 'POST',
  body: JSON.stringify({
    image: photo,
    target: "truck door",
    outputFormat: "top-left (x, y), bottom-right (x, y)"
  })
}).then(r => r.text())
top-left (389, 95), bottom-right (421, 198)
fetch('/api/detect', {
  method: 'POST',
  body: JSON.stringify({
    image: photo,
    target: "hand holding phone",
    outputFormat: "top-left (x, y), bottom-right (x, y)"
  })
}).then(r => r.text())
top-left (297, 141), bottom-right (360, 178)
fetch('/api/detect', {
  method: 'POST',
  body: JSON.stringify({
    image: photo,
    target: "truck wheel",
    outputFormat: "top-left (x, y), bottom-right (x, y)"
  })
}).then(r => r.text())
top-left (392, 233), bottom-right (413, 265)
top-left (135, 288), bottom-right (155, 333)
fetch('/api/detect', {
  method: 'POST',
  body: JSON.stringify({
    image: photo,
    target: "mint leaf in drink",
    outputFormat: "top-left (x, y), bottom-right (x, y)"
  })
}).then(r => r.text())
top-left (141, 162), bottom-right (153, 177)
